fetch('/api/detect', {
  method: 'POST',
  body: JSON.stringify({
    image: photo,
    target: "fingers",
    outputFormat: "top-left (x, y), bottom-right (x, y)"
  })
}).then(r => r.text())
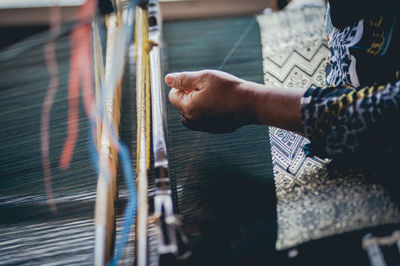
top-left (166, 71), bottom-right (207, 117)
top-left (168, 71), bottom-right (203, 118)
top-left (168, 87), bottom-right (187, 113)
top-left (165, 71), bottom-right (201, 91)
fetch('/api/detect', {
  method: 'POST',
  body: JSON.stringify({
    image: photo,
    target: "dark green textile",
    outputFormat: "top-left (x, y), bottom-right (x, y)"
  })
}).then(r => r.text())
top-left (0, 27), bottom-right (97, 264)
top-left (0, 16), bottom-right (276, 266)
top-left (163, 16), bottom-right (276, 265)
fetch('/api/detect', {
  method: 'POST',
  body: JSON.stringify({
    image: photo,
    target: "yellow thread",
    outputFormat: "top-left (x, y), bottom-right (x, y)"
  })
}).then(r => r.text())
top-left (145, 48), bottom-right (151, 170)
top-left (356, 88), bottom-right (366, 99)
top-left (377, 85), bottom-right (386, 91)
top-left (371, 16), bottom-right (383, 28)
top-left (142, 12), bottom-right (152, 170)
top-left (368, 85), bottom-right (375, 95)
top-left (142, 7), bottom-right (150, 171)
top-left (367, 16), bottom-right (385, 56)
top-left (93, 24), bottom-right (102, 149)
top-left (316, 83), bottom-right (389, 134)
top-left (135, 6), bottom-right (152, 173)
top-left (135, 7), bottom-right (142, 175)
top-left (337, 101), bottom-right (343, 113)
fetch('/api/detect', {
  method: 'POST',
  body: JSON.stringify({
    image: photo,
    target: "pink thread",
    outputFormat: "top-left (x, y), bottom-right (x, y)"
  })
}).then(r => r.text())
top-left (41, 0), bottom-right (97, 212)
top-left (59, 0), bottom-right (96, 169)
top-left (41, 5), bottom-right (61, 213)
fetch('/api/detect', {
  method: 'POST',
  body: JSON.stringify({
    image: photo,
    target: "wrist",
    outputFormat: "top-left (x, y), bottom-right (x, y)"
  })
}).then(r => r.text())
top-left (237, 80), bottom-right (306, 135)
top-left (256, 84), bottom-right (306, 134)
top-left (235, 80), bottom-right (262, 126)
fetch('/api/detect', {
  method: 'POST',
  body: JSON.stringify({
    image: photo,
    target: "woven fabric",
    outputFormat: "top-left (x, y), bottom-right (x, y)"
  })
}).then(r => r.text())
top-left (257, 7), bottom-right (400, 250)
top-left (0, 23), bottom-right (138, 265)
top-left (163, 16), bottom-right (276, 264)
top-left (0, 27), bottom-right (98, 264)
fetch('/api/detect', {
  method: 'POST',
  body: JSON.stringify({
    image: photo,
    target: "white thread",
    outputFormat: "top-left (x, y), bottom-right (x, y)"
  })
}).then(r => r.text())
top-left (218, 20), bottom-right (255, 70)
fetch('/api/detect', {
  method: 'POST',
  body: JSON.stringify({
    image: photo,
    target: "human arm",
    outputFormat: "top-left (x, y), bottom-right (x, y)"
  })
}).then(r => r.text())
top-left (166, 70), bottom-right (400, 158)
top-left (166, 70), bottom-right (306, 135)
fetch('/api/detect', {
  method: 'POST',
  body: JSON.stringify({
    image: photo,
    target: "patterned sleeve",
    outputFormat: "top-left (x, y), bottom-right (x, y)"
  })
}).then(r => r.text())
top-left (300, 81), bottom-right (400, 158)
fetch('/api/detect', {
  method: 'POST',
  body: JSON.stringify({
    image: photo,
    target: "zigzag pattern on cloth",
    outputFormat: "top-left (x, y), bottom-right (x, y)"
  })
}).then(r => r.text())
top-left (258, 7), bottom-right (328, 194)
top-left (263, 46), bottom-right (328, 85)
top-left (257, 7), bottom-right (400, 250)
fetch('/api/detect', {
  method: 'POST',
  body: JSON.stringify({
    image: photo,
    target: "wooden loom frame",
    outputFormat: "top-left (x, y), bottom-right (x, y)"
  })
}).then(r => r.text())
top-left (94, 1), bottom-right (178, 265)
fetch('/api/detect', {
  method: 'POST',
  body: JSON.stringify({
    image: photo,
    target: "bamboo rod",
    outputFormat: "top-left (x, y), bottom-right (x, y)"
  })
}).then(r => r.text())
top-left (135, 5), bottom-right (150, 266)
top-left (94, 13), bottom-right (121, 266)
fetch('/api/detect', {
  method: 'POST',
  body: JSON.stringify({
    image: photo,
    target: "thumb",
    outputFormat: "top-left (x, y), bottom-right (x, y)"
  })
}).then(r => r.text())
top-left (165, 71), bottom-right (199, 90)
top-left (165, 72), bottom-right (179, 87)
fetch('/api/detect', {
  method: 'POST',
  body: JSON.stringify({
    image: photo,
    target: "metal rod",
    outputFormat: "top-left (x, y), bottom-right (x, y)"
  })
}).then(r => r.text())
top-left (149, 0), bottom-right (180, 256)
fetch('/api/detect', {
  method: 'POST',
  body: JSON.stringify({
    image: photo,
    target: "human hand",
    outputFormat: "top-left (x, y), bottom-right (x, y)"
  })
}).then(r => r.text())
top-left (166, 70), bottom-right (257, 133)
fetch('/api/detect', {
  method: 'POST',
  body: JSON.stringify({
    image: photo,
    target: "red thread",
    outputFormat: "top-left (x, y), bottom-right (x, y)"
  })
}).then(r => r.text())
top-left (41, 5), bottom-right (61, 213)
top-left (59, 0), bottom-right (96, 169)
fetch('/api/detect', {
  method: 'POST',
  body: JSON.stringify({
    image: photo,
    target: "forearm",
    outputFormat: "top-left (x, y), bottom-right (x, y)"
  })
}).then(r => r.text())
top-left (166, 70), bottom-right (308, 135)
top-left (241, 81), bottom-right (306, 135)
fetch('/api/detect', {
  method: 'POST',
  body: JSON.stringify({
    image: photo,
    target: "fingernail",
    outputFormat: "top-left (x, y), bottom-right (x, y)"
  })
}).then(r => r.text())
top-left (165, 73), bottom-right (178, 86)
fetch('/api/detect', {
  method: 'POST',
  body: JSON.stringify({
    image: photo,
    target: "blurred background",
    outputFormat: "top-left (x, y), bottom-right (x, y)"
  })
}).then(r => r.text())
top-left (0, 0), bottom-right (279, 49)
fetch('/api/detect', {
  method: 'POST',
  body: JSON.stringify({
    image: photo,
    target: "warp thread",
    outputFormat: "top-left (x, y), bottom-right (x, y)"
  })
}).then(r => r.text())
top-left (39, 1), bottom-right (142, 264)
top-left (60, 0), bottom-right (97, 170)
top-left (40, 0), bottom-right (97, 213)
top-left (41, 5), bottom-right (62, 214)
top-left (218, 19), bottom-right (255, 71)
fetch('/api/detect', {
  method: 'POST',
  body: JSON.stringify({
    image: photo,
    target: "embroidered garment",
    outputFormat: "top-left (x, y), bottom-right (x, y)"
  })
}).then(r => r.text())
top-left (258, 7), bottom-right (400, 250)
top-left (301, 0), bottom-right (400, 158)
top-left (301, 82), bottom-right (400, 158)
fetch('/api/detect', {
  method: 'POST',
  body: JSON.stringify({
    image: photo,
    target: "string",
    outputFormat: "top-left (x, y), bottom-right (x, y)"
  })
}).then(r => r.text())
top-left (59, 0), bottom-right (96, 170)
top-left (135, 6), bottom-right (143, 173)
top-left (100, 2), bottom-right (138, 264)
top-left (93, 20), bottom-right (105, 151)
top-left (59, 27), bottom-right (80, 169)
top-left (108, 135), bottom-right (137, 266)
top-left (90, 18), bottom-right (106, 175)
top-left (217, 19), bottom-right (255, 71)
top-left (92, 13), bottom-right (137, 264)
top-left (41, 4), bottom-right (62, 214)
top-left (145, 38), bottom-right (152, 170)
top-left (37, 0), bottom-right (137, 263)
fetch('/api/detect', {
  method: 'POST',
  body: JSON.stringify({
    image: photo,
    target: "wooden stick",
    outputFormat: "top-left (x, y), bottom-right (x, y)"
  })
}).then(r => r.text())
top-left (135, 5), bottom-right (150, 266)
top-left (94, 13), bottom-right (121, 266)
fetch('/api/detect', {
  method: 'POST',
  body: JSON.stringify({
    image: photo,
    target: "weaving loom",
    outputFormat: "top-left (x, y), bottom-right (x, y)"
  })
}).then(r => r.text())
top-left (1, 0), bottom-right (400, 265)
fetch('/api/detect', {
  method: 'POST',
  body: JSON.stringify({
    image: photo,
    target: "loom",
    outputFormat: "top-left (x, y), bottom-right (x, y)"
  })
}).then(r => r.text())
top-left (1, 0), bottom-right (400, 265)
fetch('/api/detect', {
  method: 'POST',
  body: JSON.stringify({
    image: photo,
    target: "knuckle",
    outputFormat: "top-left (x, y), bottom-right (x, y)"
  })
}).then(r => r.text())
top-left (177, 72), bottom-right (190, 88)
top-left (200, 70), bottom-right (214, 80)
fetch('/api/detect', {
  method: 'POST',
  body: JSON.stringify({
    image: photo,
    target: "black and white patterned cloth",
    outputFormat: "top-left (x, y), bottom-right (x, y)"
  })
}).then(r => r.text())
top-left (301, 1), bottom-right (400, 158)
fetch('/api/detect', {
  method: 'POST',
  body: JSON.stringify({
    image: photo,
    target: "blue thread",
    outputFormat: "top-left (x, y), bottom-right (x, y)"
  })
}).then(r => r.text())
top-left (90, 2), bottom-right (139, 264)
top-left (109, 140), bottom-right (136, 266)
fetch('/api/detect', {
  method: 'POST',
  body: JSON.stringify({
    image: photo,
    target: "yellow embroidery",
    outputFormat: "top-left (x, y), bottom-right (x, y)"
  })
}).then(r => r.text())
top-left (367, 16), bottom-right (385, 56)
top-left (312, 83), bottom-right (389, 138)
